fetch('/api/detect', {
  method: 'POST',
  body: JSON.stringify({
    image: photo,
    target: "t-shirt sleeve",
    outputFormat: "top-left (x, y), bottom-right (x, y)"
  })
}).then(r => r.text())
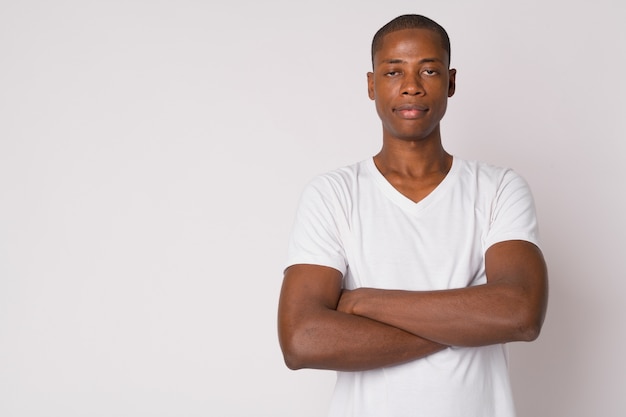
top-left (484, 169), bottom-right (541, 250)
top-left (284, 177), bottom-right (347, 275)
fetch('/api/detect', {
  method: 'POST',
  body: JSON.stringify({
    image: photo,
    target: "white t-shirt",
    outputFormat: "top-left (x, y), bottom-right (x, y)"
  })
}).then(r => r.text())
top-left (286, 157), bottom-right (541, 417)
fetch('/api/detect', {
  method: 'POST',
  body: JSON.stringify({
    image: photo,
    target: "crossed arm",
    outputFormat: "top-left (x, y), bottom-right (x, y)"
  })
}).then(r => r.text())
top-left (277, 239), bottom-right (548, 371)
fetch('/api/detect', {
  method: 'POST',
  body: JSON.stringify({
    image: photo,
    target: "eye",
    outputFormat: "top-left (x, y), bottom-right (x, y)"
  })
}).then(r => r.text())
top-left (385, 70), bottom-right (401, 77)
top-left (422, 69), bottom-right (439, 76)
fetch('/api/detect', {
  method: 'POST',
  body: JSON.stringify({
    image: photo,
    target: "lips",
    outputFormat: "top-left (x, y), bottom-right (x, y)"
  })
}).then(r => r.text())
top-left (394, 103), bottom-right (428, 119)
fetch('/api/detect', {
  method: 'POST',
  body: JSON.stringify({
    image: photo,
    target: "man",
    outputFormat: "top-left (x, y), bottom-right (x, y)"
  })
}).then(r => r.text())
top-left (278, 14), bottom-right (548, 417)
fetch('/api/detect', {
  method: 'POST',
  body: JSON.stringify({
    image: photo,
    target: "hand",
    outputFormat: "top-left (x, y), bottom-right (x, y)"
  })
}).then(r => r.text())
top-left (336, 289), bottom-right (354, 314)
top-left (337, 288), bottom-right (371, 315)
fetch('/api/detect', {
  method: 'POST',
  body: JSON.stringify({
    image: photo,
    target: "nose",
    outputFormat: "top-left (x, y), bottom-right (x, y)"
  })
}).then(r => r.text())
top-left (401, 73), bottom-right (423, 96)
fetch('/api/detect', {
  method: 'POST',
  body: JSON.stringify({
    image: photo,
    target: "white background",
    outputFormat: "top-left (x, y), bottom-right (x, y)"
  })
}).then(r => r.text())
top-left (1, 1), bottom-right (624, 416)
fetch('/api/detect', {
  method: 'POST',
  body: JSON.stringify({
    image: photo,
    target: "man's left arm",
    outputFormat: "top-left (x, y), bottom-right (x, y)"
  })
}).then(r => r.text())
top-left (337, 239), bottom-right (548, 347)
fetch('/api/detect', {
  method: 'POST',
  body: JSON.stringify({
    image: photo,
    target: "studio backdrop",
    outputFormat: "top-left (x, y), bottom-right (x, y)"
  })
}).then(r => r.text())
top-left (1, 1), bottom-right (624, 416)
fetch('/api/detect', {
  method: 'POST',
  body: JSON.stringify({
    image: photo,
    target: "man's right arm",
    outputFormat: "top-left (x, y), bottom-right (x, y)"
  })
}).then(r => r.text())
top-left (277, 263), bottom-right (446, 372)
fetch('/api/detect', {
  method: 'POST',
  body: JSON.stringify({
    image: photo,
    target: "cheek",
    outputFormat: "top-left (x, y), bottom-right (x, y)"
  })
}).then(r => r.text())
top-left (374, 101), bottom-right (392, 125)
top-left (374, 100), bottom-right (385, 117)
top-left (434, 99), bottom-right (449, 118)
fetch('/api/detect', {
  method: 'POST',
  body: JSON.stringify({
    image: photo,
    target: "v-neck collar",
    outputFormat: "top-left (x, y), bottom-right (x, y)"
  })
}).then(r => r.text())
top-left (365, 156), bottom-right (460, 214)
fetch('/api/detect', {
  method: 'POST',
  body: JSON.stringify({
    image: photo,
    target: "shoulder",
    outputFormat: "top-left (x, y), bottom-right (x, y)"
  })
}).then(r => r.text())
top-left (455, 158), bottom-right (530, 190)
top-left (301, 159), bottom-right (370, 201)
top-left (457, 158), bottom-right (511, 178)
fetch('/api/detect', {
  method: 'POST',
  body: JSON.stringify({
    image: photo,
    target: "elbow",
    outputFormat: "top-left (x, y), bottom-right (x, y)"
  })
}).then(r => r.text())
top-left (513, 310), bottom-right (545, 342)
top-left (506, 288), bottom-right (547, 342)
top-left (282, 350), bottom-right (305, 371)
top-left (278, 306), bottom-right (334, 370)
top-left (279, 320), bottom-right (335, 370)
top-left (278, 327), bottom-right (312, 370)
top-left (279, 336), bottom-right (304, 370)
top-left (517, 320), bottom-right (542, 342)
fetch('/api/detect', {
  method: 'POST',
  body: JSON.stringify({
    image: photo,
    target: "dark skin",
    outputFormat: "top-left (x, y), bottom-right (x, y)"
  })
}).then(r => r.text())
top-left (368, 28), bottom-right (456, 202)
top-left (278, 28), bottom-right (548, 371)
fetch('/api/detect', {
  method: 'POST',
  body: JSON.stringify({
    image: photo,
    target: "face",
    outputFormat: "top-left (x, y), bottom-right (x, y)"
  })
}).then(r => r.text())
top-left (368, 28), bottom-right (456, 143)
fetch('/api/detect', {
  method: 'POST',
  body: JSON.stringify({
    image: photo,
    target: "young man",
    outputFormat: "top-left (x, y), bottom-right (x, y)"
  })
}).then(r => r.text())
top-left (278, 14), bottom-right (548, 417)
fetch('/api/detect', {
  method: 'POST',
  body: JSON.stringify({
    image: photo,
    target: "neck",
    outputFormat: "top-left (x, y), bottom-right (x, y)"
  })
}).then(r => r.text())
top-left (374, 136), bottom-right (452, 179)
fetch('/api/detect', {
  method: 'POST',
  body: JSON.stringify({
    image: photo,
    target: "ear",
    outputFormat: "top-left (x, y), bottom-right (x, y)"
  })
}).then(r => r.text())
top-left (367, 72), bottom-right (375, 100)
top-left (448, 68), bottom-right (457, 97)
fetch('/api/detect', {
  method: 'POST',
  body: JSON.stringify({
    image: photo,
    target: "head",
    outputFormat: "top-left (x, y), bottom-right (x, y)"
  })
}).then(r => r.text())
top-left (367, 15), bottom-right (456, 143)
top-left (371, 14), bottom-right (451, 69)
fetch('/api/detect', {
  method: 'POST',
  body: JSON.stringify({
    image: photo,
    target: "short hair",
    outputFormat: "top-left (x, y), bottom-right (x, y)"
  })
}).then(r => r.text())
top-left (371, 14), bottom-right (451, 68)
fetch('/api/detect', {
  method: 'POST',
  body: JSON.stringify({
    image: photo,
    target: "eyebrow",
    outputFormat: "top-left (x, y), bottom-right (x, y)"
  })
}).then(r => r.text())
top-left (381, 57), bottom-right (442, 65)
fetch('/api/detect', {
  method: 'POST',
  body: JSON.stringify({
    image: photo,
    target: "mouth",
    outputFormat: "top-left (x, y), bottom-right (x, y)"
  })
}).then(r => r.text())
top-left (394, 104), bottom-right (428, 119)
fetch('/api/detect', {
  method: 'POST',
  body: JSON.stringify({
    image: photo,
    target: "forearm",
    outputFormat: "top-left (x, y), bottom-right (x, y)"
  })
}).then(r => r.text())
top-left (343, 284), bottom-right (536, 347)
top-left (339, 241), bottom-right (548, 347)
top-left (279, 306), bottom-right (446, 372)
